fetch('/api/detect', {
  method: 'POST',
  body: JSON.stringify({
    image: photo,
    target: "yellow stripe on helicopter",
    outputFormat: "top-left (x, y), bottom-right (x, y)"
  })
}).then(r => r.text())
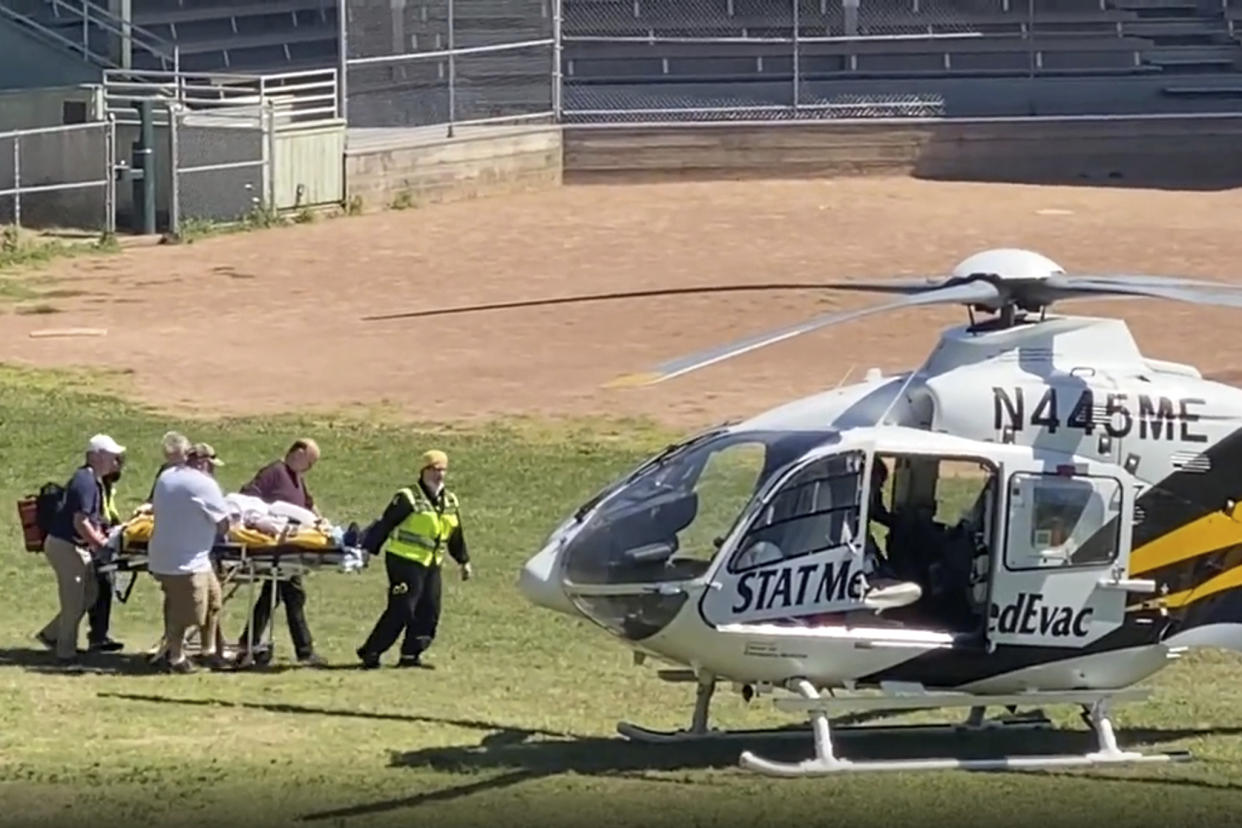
top-left (1130, 504), bottom-right (1242, 576)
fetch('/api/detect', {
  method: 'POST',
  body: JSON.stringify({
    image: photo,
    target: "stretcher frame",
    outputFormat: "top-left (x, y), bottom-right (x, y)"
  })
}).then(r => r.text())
top-left (98, 539), bottom-right (365, 666)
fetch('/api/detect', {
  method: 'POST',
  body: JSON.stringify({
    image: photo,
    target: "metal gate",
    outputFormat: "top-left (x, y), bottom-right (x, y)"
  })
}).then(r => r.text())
top-left (168, 103), bottom-right (271, 234)
top-left (0, 120), bottom-right (117, 233)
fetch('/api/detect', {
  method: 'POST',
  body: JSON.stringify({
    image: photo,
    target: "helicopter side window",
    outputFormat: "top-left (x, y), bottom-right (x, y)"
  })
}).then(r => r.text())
top-left (728, 451), bottom-right (865, 573)
top-left (672, 441), bottom-right (768, 563)
top-left (1005, 473), bottom-right (1121, 570)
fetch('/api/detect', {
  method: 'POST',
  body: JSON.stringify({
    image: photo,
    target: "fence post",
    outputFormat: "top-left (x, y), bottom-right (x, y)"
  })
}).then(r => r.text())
top-left (1027, 0), bottom-right (1035, 79)
top-left (552, 0), bottom-right (562, 122)
top-left (447, 0), bottom-right (456, 137)
top-left (105, 113), bottom-right (117, 236)
top-left (167, 104), bottom-right (179, 237)
top-left (337, 0), bottom-right (348, 121)
top-left (791, 0), bottom-right (800, 113)
top-left (12, 135), bottom-right (20, 229)
top-left (264, 101), bottom-right (276, 213)
top-left (120, 0), bottom-right (132, 69)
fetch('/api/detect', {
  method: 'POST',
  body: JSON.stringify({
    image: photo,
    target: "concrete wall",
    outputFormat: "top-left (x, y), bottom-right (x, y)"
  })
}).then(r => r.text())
top-left (0, 22), bottom-right (100, 92)
top-left (561, 115), bottom-right (1242, 189)
top-left (344, 124), bottom-right (562, 209)
top-left (0, 84), bottom-right (105, 131)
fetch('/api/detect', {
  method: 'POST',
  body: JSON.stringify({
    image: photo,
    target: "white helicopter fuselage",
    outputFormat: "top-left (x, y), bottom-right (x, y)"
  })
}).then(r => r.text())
top-left (520, 312), bottom-right (1242, 695)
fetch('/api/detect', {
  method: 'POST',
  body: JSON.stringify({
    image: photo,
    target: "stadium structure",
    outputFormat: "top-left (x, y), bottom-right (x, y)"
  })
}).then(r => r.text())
top-left (1, 0), bottom-right (1241, 232)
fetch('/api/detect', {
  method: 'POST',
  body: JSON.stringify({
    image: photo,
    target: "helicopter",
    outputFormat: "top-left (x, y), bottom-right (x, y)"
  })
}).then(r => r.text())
top-left (366, 248), bottom-right (1242, 777)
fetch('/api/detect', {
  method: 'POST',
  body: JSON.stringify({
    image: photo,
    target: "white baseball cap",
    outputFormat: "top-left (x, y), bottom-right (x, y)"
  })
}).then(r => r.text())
top-left (87, 433), bottom-right (126, 455)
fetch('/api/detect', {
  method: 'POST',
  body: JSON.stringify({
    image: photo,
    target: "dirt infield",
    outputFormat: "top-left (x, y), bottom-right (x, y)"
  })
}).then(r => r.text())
top-left (5, 175), bottom-right (1242, 430)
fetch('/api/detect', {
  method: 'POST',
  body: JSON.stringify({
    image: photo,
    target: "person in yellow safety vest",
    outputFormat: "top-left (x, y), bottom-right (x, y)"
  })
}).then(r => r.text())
top-left (356, 449), bottom-right (472, 669)
top-left (87, 455), bottom-right (126, 652)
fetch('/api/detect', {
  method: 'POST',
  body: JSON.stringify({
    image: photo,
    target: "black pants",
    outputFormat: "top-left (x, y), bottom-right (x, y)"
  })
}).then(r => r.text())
top-left (239, 575), bottom-right (314, 659)
top-left (87, 570), bottom-right (113, 644)
top-left (360, 553), bottom-right (443, 658)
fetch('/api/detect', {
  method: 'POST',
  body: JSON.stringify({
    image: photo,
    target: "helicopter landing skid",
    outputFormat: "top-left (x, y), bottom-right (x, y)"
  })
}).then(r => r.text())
top-left (617, 713), bottom-right (1050, 744)
top-left (738, 680), bottom-right (1193, 777)
top-left (616, 677), bottom-right (1052, 744)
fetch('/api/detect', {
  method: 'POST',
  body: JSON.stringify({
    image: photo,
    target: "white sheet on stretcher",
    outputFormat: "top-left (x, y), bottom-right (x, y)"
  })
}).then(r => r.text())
top-left (227, 491), bottom-right (317, 531)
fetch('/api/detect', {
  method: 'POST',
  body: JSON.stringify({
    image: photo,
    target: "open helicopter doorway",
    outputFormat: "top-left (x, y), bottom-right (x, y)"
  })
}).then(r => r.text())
top-left (698, 439), bottom-right (1000, 644)
top-left (868, 452), bottom-right (998, 639)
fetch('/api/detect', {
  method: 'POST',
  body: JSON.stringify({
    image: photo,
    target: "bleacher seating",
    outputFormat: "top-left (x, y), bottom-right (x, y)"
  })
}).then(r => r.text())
top-left (561, 0), bottom-right (1242, 81)
top-left (129, 0), bottom-right (338, 72)
top-left (6, 0), bottom-right (1242, 121)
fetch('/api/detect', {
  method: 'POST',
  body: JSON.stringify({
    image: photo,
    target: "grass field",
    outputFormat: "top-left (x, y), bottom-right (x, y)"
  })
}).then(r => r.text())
top-left (5, 364), bottom-right (1242, 828)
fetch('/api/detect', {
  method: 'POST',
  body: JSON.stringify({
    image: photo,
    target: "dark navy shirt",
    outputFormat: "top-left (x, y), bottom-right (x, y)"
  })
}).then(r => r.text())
top-left (48, 465), bottom-right (103, 545)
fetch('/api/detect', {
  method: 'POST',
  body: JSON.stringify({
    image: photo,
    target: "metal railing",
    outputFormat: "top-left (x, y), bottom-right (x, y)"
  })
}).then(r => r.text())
top-left (0, 119), bottom-right (116, 233)
top-left (0, 0), bottom-right (177, 72)
top-left (103, 67), bottom-right (340, 128)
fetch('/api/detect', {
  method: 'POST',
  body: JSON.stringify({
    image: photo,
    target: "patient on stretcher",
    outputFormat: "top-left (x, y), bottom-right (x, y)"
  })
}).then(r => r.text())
top-left (99, 491), bottom-right (367, 571)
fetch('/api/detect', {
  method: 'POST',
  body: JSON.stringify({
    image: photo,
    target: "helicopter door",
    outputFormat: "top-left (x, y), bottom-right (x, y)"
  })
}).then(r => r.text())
top-left (699, 449), bottom-right (868, 627)
top-left (989, 464), bottom-right (1133, 648)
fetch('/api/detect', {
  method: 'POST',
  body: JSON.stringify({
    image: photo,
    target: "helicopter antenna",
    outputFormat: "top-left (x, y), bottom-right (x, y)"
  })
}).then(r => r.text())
top-left (875, 364), bottom-right (923, 429)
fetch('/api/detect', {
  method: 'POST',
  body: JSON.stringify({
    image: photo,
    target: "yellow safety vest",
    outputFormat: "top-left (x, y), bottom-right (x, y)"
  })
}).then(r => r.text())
top-left (102, 482), bottom-right (120, 526)
top-left (385, 486), bottom-right (460, 566)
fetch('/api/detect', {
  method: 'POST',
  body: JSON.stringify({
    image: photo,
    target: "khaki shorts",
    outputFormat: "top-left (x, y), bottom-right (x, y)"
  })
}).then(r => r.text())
top-left (154, 570), bottom-right (222, 628)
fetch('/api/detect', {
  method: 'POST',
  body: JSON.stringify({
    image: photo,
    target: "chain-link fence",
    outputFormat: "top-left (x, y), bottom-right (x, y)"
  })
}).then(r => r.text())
top-left (560, 0), bottom-right (1150, 121)
top-left (169, 106), bottom-right (270, 234)
top-left (342, 0), bottom-right (558, 131)
top-left (0, 120), bottom-right (116, 233)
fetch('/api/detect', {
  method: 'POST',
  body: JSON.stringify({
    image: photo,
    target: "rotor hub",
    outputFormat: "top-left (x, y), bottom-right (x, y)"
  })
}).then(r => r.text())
top-left (952, 249), bottom-right (1065, 282)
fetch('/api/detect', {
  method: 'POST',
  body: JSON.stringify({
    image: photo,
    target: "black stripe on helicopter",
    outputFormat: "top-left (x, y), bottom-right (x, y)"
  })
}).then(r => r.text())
top-left (856, 613), bottom-right (1171, 690)
top-left (992, 387), bottom-right (1208, 443)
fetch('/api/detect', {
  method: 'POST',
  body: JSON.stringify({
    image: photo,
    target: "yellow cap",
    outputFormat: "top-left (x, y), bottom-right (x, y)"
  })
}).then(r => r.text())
top-left (421, 449), bottom-right (448, 470)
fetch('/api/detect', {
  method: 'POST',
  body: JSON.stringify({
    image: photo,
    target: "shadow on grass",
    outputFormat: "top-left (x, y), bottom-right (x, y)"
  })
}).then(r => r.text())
top-left (0, 645), bottom-right (161, 676)
top-left (297, 719), bottom-right (1242, 821)
top-left (88, 688), bottom-right (1242, 820)
top-left (0, 646), bottom-right (325, 676)
top-left (95, 690), bottom-right (579, 737)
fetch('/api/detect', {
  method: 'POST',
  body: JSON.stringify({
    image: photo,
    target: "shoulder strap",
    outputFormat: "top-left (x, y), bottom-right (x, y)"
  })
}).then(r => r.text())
top-left (397, 486), bottom-right (429, 510)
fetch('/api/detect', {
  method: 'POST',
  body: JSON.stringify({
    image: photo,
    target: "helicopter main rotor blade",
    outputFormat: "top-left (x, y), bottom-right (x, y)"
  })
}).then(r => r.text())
top-left (357, 282), bottom-right (904, 322)
top-left (1043, 275), bottom-right (1242, 308)
top-left (606, 280), bottom-right (1002, 387)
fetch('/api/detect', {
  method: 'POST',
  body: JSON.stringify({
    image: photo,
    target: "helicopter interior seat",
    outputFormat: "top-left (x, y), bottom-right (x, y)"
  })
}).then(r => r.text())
top-left (921, 518), bottom-right (990, 635)
top-left (608, 488), bottom-right (714, 580)
top-left (874, 510), bottom-right (981, 633)
top-left (886, 485), bottom-right (993, 635)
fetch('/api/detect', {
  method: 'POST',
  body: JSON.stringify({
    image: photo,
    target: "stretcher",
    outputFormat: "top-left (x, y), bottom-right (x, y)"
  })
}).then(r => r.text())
top-left (95, 505), bottom-right (369, 665)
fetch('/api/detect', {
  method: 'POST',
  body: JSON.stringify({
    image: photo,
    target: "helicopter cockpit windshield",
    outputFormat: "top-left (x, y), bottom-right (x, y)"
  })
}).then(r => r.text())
top-left (560, 428), bottom-right (841, 591)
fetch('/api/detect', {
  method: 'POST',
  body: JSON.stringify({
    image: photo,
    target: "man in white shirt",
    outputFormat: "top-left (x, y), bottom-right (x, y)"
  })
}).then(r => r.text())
top-left (149, 443), bottom-right (232, 673)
